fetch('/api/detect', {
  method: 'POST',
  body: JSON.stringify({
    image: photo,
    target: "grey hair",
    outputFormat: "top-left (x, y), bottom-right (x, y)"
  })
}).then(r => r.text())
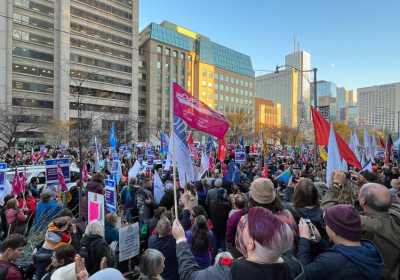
top-left (157, 217), bottom-right (171, 237)
top-left (214, 252), bottom-right (233, 264)
top-left (361, 184), bottom-right (391, 211)
top-left (85, 219), bottom-right (105, 238)
top-left (254, 223), bottom-right (293, 260)
top-left (129, 177), bottom-right (137, 186)
top-left (105, 212), bottom-right (117, 228)
top-left (40, 191), bottom-right (52, 203)
top-left (139, 249), bottom-right (164, 279)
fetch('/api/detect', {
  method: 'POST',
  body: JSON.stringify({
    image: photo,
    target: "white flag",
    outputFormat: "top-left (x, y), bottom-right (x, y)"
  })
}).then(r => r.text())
top-left (361, 160), bottom-right (372, 172)
top-left (342, 159), bottom-right (348, 172)
top-left (198, 150), bottom-right (209, 180)
top-left (363, 125), bottom-right (374, 163)
top-left (128, 160), bottom-right (142, 178)
top-left (352, 132), bottom-right (361, 161)
top-left (372, 133), bottom-right (379, 157)
top-left (327, 124), bottom-right (343, 184)
top-left (153, 172), bottom-right (164, 203)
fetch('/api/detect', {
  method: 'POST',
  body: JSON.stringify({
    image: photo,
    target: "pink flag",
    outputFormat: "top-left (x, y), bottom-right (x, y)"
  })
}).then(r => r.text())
top-left (31, 148), bottom-right (38, 162)
top-left (57, 163), bottom-right (68, 191)
top-left (172, 83), bottom-right (229, 139)
top-left (82, 161), bottom-right (88, 182)
top-left (208, 156), bottom-right (214, 171)
top-left (221, 163), bottom-right (228, 177)
top-left (20, 166), bottom-right (27, 190)
top-left (11, 167), bottom-right (21, 195)
top-left (39, 148), bottom-right (48, 157)
top-left (57, 154), bottom-right (61, 159)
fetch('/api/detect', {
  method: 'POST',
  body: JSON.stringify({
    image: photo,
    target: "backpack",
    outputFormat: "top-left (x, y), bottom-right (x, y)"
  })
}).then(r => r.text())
top-left (78, 238), bottom-right (102, 275)
top-left (0, 265), bottom-right (11, 279)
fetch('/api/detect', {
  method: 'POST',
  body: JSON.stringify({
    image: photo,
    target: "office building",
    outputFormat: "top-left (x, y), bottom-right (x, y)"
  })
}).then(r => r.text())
top-left (340, 106), bottom-right (357, 127)
top-left (254, 97), bottom-right (281, 126)
top-left (285, 51), bottom-right (311, 118)
top-left (358, 83), bottom-right (400, 133)
top-left (316, 80), bottom-right (337, 121)
top-left (1, 0), bottom-right (139, 146)
top-left (255, 68), bottom-right (298, 127)
top-left (138, 21), bottom-right (255, 143)
top-left (337, 87), bottom-right (357, 108)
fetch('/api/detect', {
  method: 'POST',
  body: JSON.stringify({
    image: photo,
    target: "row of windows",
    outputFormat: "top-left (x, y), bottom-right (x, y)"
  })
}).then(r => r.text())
top-left (70, 103), bottom-right (129, 114)
top-left (13, 29), bottom-right (54, 46)
top-left (76, 0), bottom-right (133, 20)
top-left (13, 63), bottom-right (53, 78)
top-left (70, 86), bottom-right (131, 101)
top-left (202, 82), bottom-right (253, 96)
top-left (71, 7), bottom-right (132, 33)
top-left (13, 80), bottom-right (54, 93)
top-left (156, 74), bottom-right (184, 86)
top-left (112, 0), bottom-right (133, 7)
top-left (138, 85), bottom-right (146, 92)
top-left (13, 13), bottom-right (54, 30)
top-left (70, 71), bottom-right (132, 87)
top-left (138, 110), bottom-right (146, 117)
top-left (70, 38), bottom-right (131, 59)
top-left (13, 47), bottom-right (54, 62)
top-left (14, 115), bottom-right (51, 124)
top-left (201, 92), bottom-right (253, 105)
top-left (70, 54), bottom-right (132, 73)
top-left (12, 98), bottom-right (53, 109)
top-left (156, 110), bottom-right (170, 118)
top-left (205, 72), bottom-right (253, 88)
top-left (14, 0), bottom-right (54, 16)
top-left (157, 46), bottom-right (188, 60)
top-left (70, 23), bottom-right (132, 46)
top-left (157, 62), bottom-right (184, 74)
top-left (213, 105), bottom-right (253, 114)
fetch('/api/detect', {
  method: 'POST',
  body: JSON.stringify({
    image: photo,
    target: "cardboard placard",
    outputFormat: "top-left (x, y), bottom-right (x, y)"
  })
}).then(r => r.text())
top-left (119, 222), bottom-right (140, 262)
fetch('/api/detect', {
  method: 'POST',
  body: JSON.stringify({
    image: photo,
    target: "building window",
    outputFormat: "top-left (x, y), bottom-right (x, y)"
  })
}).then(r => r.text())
top-left (245, 108), bottom-right (248, 113)
top-left (236, 79), bottom-right (239, 85)
top-left (165, 75), bottom-right (169, 83)
top-left (157, 86), bottom-right (161, 93)
top-left (173, 77), bottom-right (177, 83)
top-left (236, 107), bottom-right (239, 112)
top-left (173, 66), bottom-right (177, 73)
top-left (240, 90), bottom-right (243, 95)
top-left (240, 80), bottom-right (244, 86)
top-left (165, 48), bottom-right (170, 55)
top-left (215, 83), bottom-right (218, 90)
top-left (215, 73), bottom-right (219, 80)
top-left (231, 78), bottom-right (234, 83)
top-left (225, 76), bottom-right (229, 82)
top-left (157, 109), bottom-right (161, 117)
top-left (250, 83), bottom-right (253, 89)
top-left (225, 96), bottom-right (229, 102)
top-left (245, 91), bottom-right (248, 96)
top-left (250, 100), bottom-right (253, 106)
top-left (236, 88), bottom-right (239, 94)
top-left (225, 106), bottom-right (229, 112)
top-left (208, 93), bottom-right (212, 99)
top-left (236, 98), bottom-right (239, 104)
top-left (249, 92), bottom-right (252, 97)
top-left (231, 106), bottom-right (234, 112)
top-left (173, 51), bottom-right (177, 57)
top-left (180, 67), bottom-right (184, 75)
top-left (231, 87), bottom-right (234, 93)
top-left (208, 82), bottom-right (212, 89)
top-left (157, 74), bottom-right (161, 81)
top-left (165, 110), bottom-right (169, 118)
top-left (240, 99), bottom-right (243, 104)
top-left (157, 61), bottom-right (161, 69)
top-left (220, 75), bottom-right (224, 81)
top-left (202, 70), bottom-right (206, 77)
top-left (202, 92), bottom-right (206, 98)
top-left (188, 55), bottom-right (192, 61)
top-left (225, 87), bottom-right (229, 92)
top-left (220, 94), bottom-right (223, 101)
top-left (231, 97), bottom-right (234, 102)
top-left (157, 46), bottom-right (162, 53)
top-left (157, 98), bottom-right (161, 104)
top-left (180, 53), bottom-right (185, 60)
top-left (245, 81), bottom-right (248, 87)
top-left (215, 104), bottom-right (218, 110)
top-left (180, 79), bottom-right (184, 87)
top-left (245, 100), bottom-right (248, 105)
top-left (209, 72), bottom-right (213, 78)
top-left (220, 85), bottom-right (224, 91)
top-left (202, 81), bottom-right (206, 87)
top-left (165, 64), bottom-right (169, 71)
top-left (250, 109), bottom-right (253, 114)
top-left (215, 93), bottom-right (219, 100)
top-left (165, 87), bottom-right (169, 94)
top-left (220, 105), bottom-right (223, 110)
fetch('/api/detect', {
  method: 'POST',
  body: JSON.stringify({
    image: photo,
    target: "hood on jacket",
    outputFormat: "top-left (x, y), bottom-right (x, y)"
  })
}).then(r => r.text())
top-left (212, 197), bottom-right (230, 210)
top-left (291, 206), bottom-right (323, 224)
top-left (86, 180), bottom-right (104, 193)
top-left (334, 239), bottom-right (383, 280)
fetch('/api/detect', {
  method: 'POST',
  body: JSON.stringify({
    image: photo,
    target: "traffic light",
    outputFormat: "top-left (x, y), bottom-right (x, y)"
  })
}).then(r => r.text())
top-left (381, 135), bottom-right (384, 139)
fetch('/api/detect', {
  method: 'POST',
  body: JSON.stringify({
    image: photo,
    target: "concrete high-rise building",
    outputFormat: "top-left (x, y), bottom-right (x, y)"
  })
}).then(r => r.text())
top-left (358, 83), bottom-right (400, 133)
top-left (254, 97), bottom-right (281, 126)
top-left (138, 21), bottom-right (255, 143)
top-left (285, 51), bottom-right (311, 118)
top-left (255, 68), bottom-right (298, 127)
top-left (1, 0), bottom-right (139, 146)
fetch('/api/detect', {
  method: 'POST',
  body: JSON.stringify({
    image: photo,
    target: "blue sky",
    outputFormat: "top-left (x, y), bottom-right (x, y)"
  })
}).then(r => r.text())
top-left (139, 0), bottom-right (400, 91)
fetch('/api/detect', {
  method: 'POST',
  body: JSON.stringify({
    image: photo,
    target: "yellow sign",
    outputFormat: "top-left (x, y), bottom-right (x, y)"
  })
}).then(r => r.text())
top-left (320, 146), bottom-right (328, 161)
top-left (60, 192), bottom-right (72, 203)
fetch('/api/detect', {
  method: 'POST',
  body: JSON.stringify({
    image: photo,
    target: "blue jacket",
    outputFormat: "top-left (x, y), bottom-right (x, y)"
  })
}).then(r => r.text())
top-left (297, 238), bottom-right (383, 280)
top-left (105, 222), bottom-right (119, 245)
top-left (33, 201), bottom-right (62, 231)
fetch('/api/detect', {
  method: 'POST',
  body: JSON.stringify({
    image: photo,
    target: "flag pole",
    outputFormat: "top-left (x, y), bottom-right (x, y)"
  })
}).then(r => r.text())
top-left (170, 80), bottom-right (178, 219)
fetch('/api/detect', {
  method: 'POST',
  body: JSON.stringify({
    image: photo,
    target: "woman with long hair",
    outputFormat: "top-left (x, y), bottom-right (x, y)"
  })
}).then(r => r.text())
top-left (228, 184), bottom-right (241, 210)
top-left (138, 249), bottom-right (165, 280)
top-left (186, 215), bottom-right (213, 269)
top-left (179, 182), bottom-right (198, 209)
top-left (5, 198), bottom-right (28, 235)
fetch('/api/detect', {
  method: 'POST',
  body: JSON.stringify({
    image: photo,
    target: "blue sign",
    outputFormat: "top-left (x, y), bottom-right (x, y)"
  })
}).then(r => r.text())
top-left (40, 145), bottom-right (45, 151)
top-left (119, 147), bottom-right (124, 157)
top-left (147, 151), bottom-right (154, 170)
top-left (138, 155), bottom-right (143, 166)
top-left (105, 180), bottom-right (117, 212)
top-left (162, 160), bottom-right (173, 176)
top-left (0, 163), bottom-right (6, 191)
top-left (45, 158), bottom-right (70, 186)
top-left (235, 149), bottom-right (246, 163)
top-left (379, 85), bottom-right (395, 90)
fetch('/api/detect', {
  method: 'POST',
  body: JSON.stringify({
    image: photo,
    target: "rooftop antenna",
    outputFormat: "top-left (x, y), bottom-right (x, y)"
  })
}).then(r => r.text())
top-left (298, 38), bottom-right (300, 51)
top-left (294, 34), bottom-right (296, 53)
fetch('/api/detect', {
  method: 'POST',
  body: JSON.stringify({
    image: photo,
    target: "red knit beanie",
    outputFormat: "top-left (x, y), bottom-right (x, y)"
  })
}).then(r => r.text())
top-left (324, 204), bottom-right (362, 242)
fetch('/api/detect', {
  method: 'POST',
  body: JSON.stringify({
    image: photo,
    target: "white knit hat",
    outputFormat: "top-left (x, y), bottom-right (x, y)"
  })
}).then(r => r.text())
top-left (51, 263), bottom-right (78, 280)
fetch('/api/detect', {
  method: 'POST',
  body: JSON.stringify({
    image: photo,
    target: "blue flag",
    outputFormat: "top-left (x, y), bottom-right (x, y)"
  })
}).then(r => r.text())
top-left (240, 136), bottom-right (243, 146)
top-left (206, 136), bottom-right (213, 152)
top-left (160, 131), bottom-right (168, 159)
top-left (223, 159), bottom-right (240, 184)
top-left (109, 123), bottom-right (118, 148)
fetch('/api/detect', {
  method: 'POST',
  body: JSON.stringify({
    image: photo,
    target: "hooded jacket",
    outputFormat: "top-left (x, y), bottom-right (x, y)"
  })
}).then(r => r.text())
top-left (284, 205), bottom-right (327, 239)
top-left (208, 197), bottom-right (231, 236)
top-left (158, 189), bottom-right (175, 210)
top-left (82, 180), bottom-right (104, 221)
top-left (297, 238), bottom-right (383, 280)
top-left (44, 222), bottom-right (72, 249)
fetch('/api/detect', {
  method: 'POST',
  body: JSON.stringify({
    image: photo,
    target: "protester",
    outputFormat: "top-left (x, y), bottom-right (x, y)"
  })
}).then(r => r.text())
top-left (105, 212), bottom-right (120, 245)
top-left (66, 186), bottom-right (80, 217)
top-left (18, 189), bottom-right (37, 217)
top-left (82, 173), bottom-right (105, 222)
top-left (205, 178), bottom-right (223, 208)
top-left (228, 184), bottom-right (241, 209)
top-left (158, 182), bottom-right (176, 210)
top-left (172, 207), bottom-right (304, 279)
top-left (190, 205), bottom-right (213, 230)
top-left (0, 234), bottom-right (27, 280)
top-left (283, 174), bottom-right (299, 203)
top-left (135, 177), bottom-right (157, 229)
top-left (186, 215), bottom-right (213, 268)
top-left (121, 177), bottom-right (140, 218)
top-left (0, 194), bottom-right (15, 240)
top-left (297, 204), bottom-right (383, 280)
top-left (148, 207), bottom-right (167, 236)
top-left (195, 181), bottom-right (207, 208)
top-left (179, 182), bottom-right (198, 209)
top-left (5, 198), bottom-right (28, 235)
top-left (30, 177), bottom-right (40, 199)
top-left (389, 179), bottom-right (400, 202)
top-left (34, 191), bottom-right (62, 231)
top-left (138, 249), bottom-right (165, 280)
top-left (225, 194), bottom-right (247, 259)
top-left (41, 244), bottom-right (76, 280)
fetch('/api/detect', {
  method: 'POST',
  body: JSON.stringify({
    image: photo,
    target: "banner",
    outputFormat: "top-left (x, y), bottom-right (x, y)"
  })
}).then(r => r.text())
top-left (235, 150), bottom-right (245, 163)
top-left (111, 156), bottom-right (119, 182)
top-left (172, 83), bottom-right (229, 138)
top-left (119, 223), bottom-right (140, 262)
top-left (162, 161), bottom-right (173, 176)
top-left (147, 151), bottom-right (154, 170)
top-left (105, 180), bottom-right (117, 213)
top-left (119, 147), bottom-right (124, 158)
top-left (190, 152), bottom-right (195, 163)
top-left (0, 164), bottom-right (6, 191)
top-left (45, 159), bottom-right (70, 187)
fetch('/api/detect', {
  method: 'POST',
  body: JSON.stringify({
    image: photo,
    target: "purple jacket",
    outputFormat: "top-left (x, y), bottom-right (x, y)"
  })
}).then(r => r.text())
top-left (82, 180), bottom-right (104, 221)
top-left (225, 208), bottom-right (248, 244)
top-left (186, 229), bottom-right (213, 266)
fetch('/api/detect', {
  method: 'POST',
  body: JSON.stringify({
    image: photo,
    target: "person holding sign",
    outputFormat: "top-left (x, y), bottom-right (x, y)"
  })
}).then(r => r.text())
top-left (82, 173), bottom-right (105, 222)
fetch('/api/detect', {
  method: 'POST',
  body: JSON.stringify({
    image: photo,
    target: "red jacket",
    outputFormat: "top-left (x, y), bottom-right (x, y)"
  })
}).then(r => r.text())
top-left (18, 197), bottom-right (37, 217)
top-left (0, 260), bottom-right (24, 280)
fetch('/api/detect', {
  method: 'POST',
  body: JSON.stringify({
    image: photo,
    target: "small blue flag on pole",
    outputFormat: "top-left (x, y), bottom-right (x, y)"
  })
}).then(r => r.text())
top-left (109, 123), bottom-right (118, 148)
top-left (240, 136), bottom-right (243, 146)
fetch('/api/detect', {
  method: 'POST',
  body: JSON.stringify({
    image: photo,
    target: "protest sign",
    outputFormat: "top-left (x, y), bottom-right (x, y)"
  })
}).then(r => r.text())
top-left (138, 155), bottom-right (143, 166)
top-left (0, 164), bottom-right (6, 191)
top-left (45, 159), bottom-right (70, 187)
top-left (105, 180), bottom-right (117, 213)
top-left (128, 161), bottom-right (141, 178)
top-left (119, 147), bottom-right (124, 157)
top-left (235, 150), bottom-right (245, 163)
top-left (162, 160), bottom-right (173, 176)
top-left (88, 192), bottom-right (104, 223)
top-left (119, 222), bottom-right (140, 262)
top-left (111, 157), bottom-right (118, 179)
top-left (88, 201), bottom-right (100, 223)
top-left (147, 151), bottom-right (154, 170)
top-left (190, 152), bottom-right (195, 163)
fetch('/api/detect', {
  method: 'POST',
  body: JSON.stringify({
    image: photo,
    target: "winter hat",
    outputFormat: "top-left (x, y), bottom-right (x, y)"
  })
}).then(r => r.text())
top-left (165, 183), bottom-right (173, 190)
top-left (214, 178), bottom-right (223, 188)
top-left (51, 262), bottom-right (78, 280)
top-left (217, 188), bottom-right (226, 197)
top-left (324, 204), bottom-right (361, 242)
top-left (250, 178), bottom-right (275, 204)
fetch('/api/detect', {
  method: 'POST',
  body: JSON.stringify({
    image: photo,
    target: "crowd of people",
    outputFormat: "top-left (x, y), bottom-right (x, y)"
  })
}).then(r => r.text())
top-left (0, 143), bottom-right (399, 280)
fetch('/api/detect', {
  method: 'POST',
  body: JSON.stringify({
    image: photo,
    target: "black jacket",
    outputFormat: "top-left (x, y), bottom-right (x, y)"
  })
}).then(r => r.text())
top-left (121, 185), bottom-right (140, 217)
top-left (158, 190), bottom-right (175, 210)
top-left (284, 205), bottom-right (327, 239)
top-left (208, 197), bottom-right (231, 236)
top-left (176, 242), bottom-right (305, 280)
top-left (283, 187), bottom-right (295, 203)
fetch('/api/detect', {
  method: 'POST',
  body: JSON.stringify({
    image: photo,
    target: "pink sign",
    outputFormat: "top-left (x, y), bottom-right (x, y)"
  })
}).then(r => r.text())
top-left (89, 201), bottom-right (100, 223)
top-left (172, 83), bottom-right (229, 139)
